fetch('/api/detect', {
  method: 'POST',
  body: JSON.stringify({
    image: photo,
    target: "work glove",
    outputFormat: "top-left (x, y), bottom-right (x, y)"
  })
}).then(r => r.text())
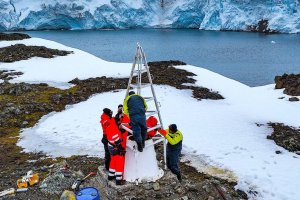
top-left (158, 129), bottom-right (167, 137)
top-left (115, 138), bottom-right (125, 151)
top-left (119, 149), bottom-right (126, 156)
top-left (128, 135), bottom-right (135, 141)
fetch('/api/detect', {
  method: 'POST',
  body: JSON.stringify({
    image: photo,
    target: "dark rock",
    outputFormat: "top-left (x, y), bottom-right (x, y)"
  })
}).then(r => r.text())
top-left (21, 121), bottom-right (29, 128)
top-left (0, 44), bottom-right (73, 63)
top-left (275, 150), bottom-right (282, 154)
top-left (40, 160), bottom-right (82, 195)
top-left (0, 70), bottom-right (24, 81)
top-left (246, 19), bottom-right (278, 34)
top-left (70, 78), bottom-right (80, 85)
top-left (51, 94), bottom-right (62, 104)
top-left (289, 97), bottom-right (299, 102)
top-left (39, 83), bottom-right (49, 87)
top-left (268, 123), bottom-right (300, 154)
top-left (0, 33), bottom-right (31, 41)
top-left (274, 73), bottom-right (300, 96)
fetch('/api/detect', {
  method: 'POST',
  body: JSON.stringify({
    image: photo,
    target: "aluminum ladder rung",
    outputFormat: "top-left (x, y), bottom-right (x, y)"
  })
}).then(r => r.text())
top-left (133, 69), bottom-right (147, 74)
top-left (130, 83), bottom-right (151, 89)
top-left (146, 110), bottom-right (157, 117)
top-left (147, 124), bottom-right (162, 132)
top-left (144, 97), bottom-right (154, 102)
top-left (121, 124), bottom-right (161, 134)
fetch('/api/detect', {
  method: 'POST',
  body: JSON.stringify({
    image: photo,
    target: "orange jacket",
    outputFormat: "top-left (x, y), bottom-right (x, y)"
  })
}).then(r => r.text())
top-left (106, 118), bottom-right (122, 145)
top-left (100, 113), bottom-right (111, 135)
top-left (118, 114), bottom-right (130, 149)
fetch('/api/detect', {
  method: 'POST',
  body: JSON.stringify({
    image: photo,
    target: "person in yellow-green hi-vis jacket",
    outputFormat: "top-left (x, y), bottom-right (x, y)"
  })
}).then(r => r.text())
top-left (123, 91), bottom-right (148, 152)
top-left (158, 124), bottom-right (183, 182)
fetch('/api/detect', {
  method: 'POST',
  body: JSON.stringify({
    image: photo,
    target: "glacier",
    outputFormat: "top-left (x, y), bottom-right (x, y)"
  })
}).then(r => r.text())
top-left (0, 0), bottom-right (300, 33)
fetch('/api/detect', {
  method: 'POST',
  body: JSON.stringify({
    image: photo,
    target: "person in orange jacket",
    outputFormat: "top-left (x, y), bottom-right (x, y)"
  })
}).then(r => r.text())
top-left (106, 116), bottom-right (126, 185)
top-left (114, 104), bottom-right (130, 148)
top-left (100, 108), bottom-right (113, 170)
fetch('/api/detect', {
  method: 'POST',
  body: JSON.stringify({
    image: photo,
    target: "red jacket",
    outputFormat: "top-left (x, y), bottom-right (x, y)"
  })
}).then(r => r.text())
top-left (119, 114), bottom-right (130, 148)
top-left (100, 113), bottom-right (111, 135)
top-left (147, 116), bottom-right (158, 138)
top-left (106, 118), bottom-right (122, 146)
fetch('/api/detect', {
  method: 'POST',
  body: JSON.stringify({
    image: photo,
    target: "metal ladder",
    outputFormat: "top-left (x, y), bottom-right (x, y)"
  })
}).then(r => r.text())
top-left (123, 43), bottom-right (167, 169)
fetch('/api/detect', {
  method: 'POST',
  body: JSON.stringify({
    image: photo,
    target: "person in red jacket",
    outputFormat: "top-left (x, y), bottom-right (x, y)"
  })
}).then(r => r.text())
top-left (106, 117), bottom-right (126, 185)
top-left (114, 104), bottom-right (130, 148)
top-left (100, 108), bottom-right (113, 170)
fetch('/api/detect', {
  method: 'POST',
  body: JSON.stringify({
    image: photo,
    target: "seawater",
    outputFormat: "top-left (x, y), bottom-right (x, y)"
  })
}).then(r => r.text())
top-left (26, 29), bottom-right (300, 87)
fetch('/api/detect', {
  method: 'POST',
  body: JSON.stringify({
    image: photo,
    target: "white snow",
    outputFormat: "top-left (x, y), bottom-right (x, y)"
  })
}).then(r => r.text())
top-left (0, 38), bottom-right (131, 87)
top-left (1, 38), bottom-right (300, 200)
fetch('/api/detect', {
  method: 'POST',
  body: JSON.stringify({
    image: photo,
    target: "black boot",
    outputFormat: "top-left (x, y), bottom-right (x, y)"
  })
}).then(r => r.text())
top-left (142, 140), bottom-right (145, 148)
top-left (116, 179), bottom-right (126, 185)
top-left (177, 173), bottom-right (182, 182)
top-left (105, 159), bottom-right (110, 171)
top-left (108, 175), bottom-right (115, 181)
top-left (137, 142), bottom-right (143, 152)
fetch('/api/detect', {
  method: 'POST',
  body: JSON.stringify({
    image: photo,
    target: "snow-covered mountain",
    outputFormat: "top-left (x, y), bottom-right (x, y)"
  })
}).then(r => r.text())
top-left (0, 0), bottom-right (300, 33)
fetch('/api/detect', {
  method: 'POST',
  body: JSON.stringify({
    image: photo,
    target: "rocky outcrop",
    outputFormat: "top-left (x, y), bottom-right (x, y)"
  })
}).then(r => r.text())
top-left (289, 97), bottom-right (299, 102)
top-left (148, 61), bottom-right (224, 100)
top-left (246, 19), bottom-right (278, 34)
top-left (0, 70), bottom-right (23, 81)
top-left (0, 44), bottom-right (73, 63)
top-left (0, 32), bottom-right (31, 41)
top-left (268, 123), bottom-right (300, 155)
top-left (275, 74), bottom-right (300, 96)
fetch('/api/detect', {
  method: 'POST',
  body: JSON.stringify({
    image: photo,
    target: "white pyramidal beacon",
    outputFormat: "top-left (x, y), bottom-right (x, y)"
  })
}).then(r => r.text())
top-left (124, 139), bottom-right (164, 183)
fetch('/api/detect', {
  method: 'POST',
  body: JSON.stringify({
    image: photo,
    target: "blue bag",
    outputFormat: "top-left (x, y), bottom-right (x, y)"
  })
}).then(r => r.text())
top-left (76, 187), bottom-right (100, 200)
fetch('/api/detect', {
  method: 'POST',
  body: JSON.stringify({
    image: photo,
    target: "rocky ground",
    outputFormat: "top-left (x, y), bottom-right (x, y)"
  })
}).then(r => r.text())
top-left (148, 61), bottom-right (224, 100)
top-left (0, 70), bottom-right (23, 82)
top-left (0, 33), bottom-right (30, 41)
top-left (275, 73), bottom-right (300, 97)
top-left (0, 44), bottom-right (73, 63)
top-left (267, 123), bottom-right (300, 155)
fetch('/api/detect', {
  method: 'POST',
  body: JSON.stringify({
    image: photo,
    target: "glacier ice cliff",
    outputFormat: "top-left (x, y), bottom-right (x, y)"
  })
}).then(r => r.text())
top-left (0, 0), bottom-right (300, 33)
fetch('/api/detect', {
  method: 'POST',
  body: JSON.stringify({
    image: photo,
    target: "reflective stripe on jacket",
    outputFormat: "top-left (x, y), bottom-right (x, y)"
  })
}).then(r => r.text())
top-left (106, 118), bottom-right (122, 145)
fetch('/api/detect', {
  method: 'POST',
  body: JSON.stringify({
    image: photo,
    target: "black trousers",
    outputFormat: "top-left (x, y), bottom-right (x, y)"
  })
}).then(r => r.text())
top-left (166, 145), bottom-right (182, 177)
top-left (101, 134), bottom-right (110, 170)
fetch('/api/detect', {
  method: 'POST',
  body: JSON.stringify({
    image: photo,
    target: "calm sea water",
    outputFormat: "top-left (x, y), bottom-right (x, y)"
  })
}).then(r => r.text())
top-left (25, 29), bottom-right (300, 87)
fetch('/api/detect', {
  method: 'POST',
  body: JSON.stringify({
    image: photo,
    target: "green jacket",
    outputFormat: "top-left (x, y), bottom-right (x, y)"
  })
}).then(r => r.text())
top-left (165, 129), bottom-right (183, 145)
top-left (123, 94), bottom-right (148, 116)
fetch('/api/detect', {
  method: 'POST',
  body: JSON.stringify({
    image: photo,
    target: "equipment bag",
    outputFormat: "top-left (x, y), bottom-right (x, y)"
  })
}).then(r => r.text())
top-left (76, 187), bottom-right (100, 200)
